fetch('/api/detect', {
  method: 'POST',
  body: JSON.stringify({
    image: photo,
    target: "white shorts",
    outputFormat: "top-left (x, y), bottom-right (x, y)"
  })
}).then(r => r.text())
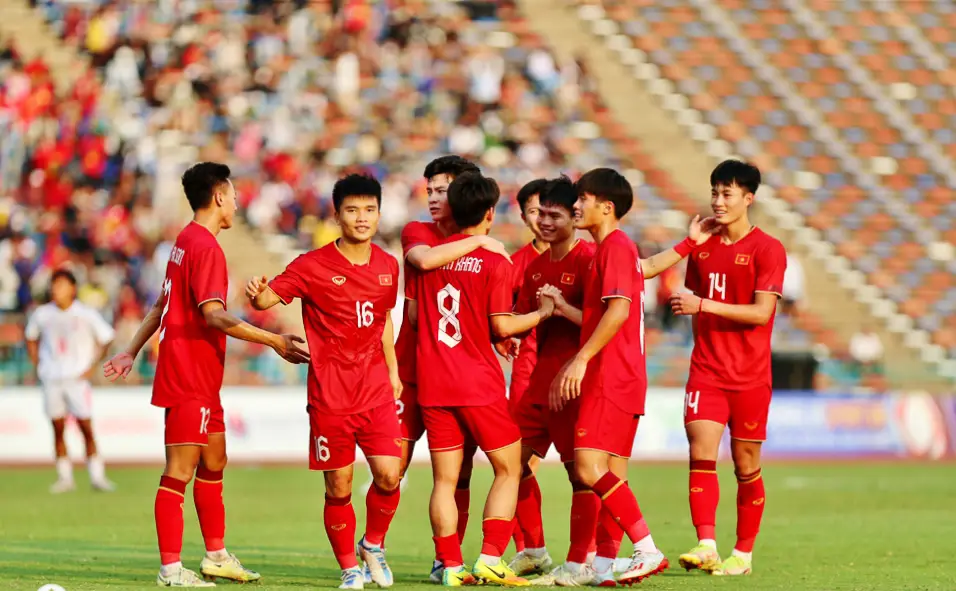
top-left (42, 379), bottom-right (93, 420)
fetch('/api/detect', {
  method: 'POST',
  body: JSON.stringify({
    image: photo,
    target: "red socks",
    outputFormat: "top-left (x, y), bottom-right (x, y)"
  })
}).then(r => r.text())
top-left (689, 459), bottom-right (719, 541)
top-left (365, 484), bottom-right (400, 546)
top-left (591, 473), bottom-right (649, 543)
top-left (434, 534), bottom-right (464, 568)
top-left (454, 487), bottom-right (470, 543)
top-left (594, 505), bottom-right (623, 560)
top-left (567, 487), bottom-right (601, 564)
top-left (512, 518), bottom-right (526, 552)
top-left (515, 476), bottom-right (545, 549)
top-left (735, 468), bottom-right (765, 553)
top-left (324, 494), bottom-right (358, 569)
top-left (155, 475), bottom-right (187, 565)
top-left (480, 517), bottom-right (514, 557)
top-left (194, 467), bottom-right (226, 552)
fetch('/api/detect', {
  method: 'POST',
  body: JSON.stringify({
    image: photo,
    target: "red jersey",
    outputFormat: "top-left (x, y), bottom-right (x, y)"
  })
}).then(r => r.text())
top-left (508, 241), bottom-right (545, 400)
top-left (684, 227), bottom-right (786, 391)
top-left (516, 240), bottom-right (596, 405)
top-left (269, 242), bottom-right (400, 415)
top-left (580, 230), bottom-right (647, 415)
top-left (416, 234), bottom-right (513, 407)
top-left (394, 221), bottom-right (445, 384)
top-left (152, 222), bottom-right (229, 410)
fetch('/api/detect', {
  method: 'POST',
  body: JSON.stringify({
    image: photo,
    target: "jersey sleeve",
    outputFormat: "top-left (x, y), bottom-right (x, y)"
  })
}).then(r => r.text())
top-left (268, 254), bottom-right (310, 304)
top-left (401, 222), bottom-right (434, 258)
top-left (24, 309), bottom-right (41, 340)
top-left (87, 307), bottom-right (116, 344)
top-left (190, 246), bottom-right (229, 307)
top-left (684, 254), bottom-right (701, 295)
top-left (387, 257), bottom-right (400, 310)
top-left (755, 240), bottom-right (787, 297)
top-left (600, 240), bottom-right (636, 301)
top-left (488, 259), bottom-right (514, 316)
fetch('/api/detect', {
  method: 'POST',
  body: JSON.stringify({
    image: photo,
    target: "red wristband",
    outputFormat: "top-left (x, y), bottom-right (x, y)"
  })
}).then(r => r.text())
top-left (698, 298), bottom-right (704, 314)
top-left (674, 237), bottom-right (696, 257)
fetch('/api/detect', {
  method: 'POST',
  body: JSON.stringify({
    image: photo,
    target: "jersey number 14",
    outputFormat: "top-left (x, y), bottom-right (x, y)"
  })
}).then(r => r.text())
top-left (708, 272), bottom-right (727, 301)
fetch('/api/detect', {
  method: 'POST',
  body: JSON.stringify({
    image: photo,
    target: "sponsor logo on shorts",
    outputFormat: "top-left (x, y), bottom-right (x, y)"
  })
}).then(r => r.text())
top-left (394, 438), bottom-right (403, 448)
top-left (690, 487), bottom-right (703, 493)
top-left (698, 252), bottom-right (710, 260)
top-left (744, 421), bottom-right (759, 431)
top-left (379, 274), bottom-right (393, 286)
top-left (532, 273), bottom-right (542, 281)
top-left (576, 428), bottom-right (587, 437)
top-left (561, 273), bottom-right (575, 285)
top-left (753, 498), bottom-right (765, 506)
top-left (332, 276), bottom-right (347, 286)
top-left (735, 253), bottom-right (752, 265)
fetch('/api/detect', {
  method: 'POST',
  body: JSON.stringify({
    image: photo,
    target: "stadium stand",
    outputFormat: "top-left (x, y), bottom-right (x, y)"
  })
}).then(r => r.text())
top-left (1, 0), bottom-right (952, 390)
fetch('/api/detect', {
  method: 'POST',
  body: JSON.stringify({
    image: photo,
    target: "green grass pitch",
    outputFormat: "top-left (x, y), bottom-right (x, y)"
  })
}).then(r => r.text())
top-left (1, 462), bottom-right (954, 590)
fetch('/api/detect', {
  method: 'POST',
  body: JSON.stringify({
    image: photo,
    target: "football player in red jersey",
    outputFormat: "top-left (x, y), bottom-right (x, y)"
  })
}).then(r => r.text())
top-left (394, 156), bottom-right (512, 581)
top-left (245, 174), bottom-right (405, 589)
top-left (416, 172), bottom-right (554, 587)
top-left (103, 162), bottom-right (309, 588)
top-left (552, 168), bottom-right (668, 585)
top-left (503, 178), bottom-right (549, 561)
top-left (670, 160), bottom-right (787, 577)
top-left (515, 177), bottom-right (712, 584)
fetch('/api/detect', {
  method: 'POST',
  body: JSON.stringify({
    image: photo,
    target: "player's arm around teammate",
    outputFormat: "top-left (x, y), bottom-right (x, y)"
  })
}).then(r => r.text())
top-left (670, 160), bottom-right (786, 577)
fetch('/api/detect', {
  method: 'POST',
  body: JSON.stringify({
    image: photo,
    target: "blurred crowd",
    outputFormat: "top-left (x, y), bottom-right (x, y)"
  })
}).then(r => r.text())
top-left (2, 0), bottom-right (850, 389)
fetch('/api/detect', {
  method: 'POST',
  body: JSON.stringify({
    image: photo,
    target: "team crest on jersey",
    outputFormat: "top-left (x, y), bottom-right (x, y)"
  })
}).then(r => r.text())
top-left (532, 273), bottom-right (542, 281)
top-left (332, 276), bottom-right (347, 286)
top-left (735, 254), bottom-right (752, 266)
top-left (561, 273), bottom-right (575, 285)
top-left (379, 274), bottom-right (393, 286)
top-left (698, 252), bottom-right (710, 260)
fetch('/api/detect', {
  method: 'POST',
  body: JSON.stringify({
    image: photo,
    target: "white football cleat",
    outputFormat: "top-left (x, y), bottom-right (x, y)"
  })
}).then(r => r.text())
top-left (340, 567), bottom-right (365, 589)
top-left (616, 550), bottom-right (668, 585)
top-left (508, 549), bottom-right (553, 576)
top-left (50, 479), bottom-right (75, 494)
top-left (157, 565), bottom-right (215, 587)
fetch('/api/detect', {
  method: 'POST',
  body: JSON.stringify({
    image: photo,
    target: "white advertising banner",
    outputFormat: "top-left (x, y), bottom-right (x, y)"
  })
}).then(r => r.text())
top-left (0, 387), bottom-right (692, 464)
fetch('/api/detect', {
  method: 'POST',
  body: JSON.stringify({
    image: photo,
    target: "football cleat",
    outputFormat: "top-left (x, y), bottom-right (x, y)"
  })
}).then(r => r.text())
top-left (508, 550), bottom-right (553, 577)
top-left (441, 566), bottom-right (478, 586)
top-left (200, 554), bottom-right (261, 583)
top-left (472, 558), bottom-right (530, 586)
top-left (531, 562), bottom-right (595, 587)
top-left (616, 551), bottom-right (668, 586)
top-left (50, 479), bottom-right (75, 494)
top-left (91, 478), bottom-right (116, 492)
top-left (430, 560), bottom-right (445, 583)
top-left (712, 555), bottom-right (752, 576)
top-left (340, 567), bottom-right (365, 589)
top-left (678, 543), bottom-right (721, 573)
top-left (157, 566), bottom-right (215, 587)
top-left (358, 538), bottom-right (394, 588)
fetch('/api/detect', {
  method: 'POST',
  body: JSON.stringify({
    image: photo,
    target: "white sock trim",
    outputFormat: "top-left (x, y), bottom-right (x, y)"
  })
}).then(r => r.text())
top-left (478, 553), bottom-right (501, 566)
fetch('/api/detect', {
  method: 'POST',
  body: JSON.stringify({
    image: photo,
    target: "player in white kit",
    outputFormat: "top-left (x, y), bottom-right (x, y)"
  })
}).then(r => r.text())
top-left (25, 269), bottom-right (117, 493)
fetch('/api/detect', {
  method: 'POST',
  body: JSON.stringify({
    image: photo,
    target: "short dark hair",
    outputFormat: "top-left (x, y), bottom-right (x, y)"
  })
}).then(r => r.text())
top-left (332, 173), bottom-right (382, 212)
top-left (423, 155), bottom-right (480, 181)
top-left (51, 268), bottom-right (77, 286)
top-left (448, 171), bottom-right (500, 229)
top-left (574, 168), bottom-right (633, 219)
top-left (710, 159), bottom-right (761, 195)
top-left (516, 178), bottom-right (548, 215)
top-left (181, 162), bottom-right (231, 212)
top-left (538, 175), bottom-right (577, 214)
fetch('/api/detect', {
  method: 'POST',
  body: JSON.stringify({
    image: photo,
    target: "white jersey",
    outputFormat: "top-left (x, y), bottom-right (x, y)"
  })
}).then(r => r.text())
top-left (25, 302), bottom-right (116, 383)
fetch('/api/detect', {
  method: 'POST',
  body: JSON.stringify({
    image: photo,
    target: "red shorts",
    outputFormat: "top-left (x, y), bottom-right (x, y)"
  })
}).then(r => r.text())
top-left (514, 397), bottom-right (579, 463)
top-left (683, 382), bottom-right (772, 441)
top-left (422, 397), bottom-right (521, 454)
top-left (164, 401), bottom-right (225, 446)
top-left (309, 401), bottom-right (403, 471)
top-left (397, 381), bottom-right (425, 441)
top-left (574, 395), bottom-right (639, 458)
